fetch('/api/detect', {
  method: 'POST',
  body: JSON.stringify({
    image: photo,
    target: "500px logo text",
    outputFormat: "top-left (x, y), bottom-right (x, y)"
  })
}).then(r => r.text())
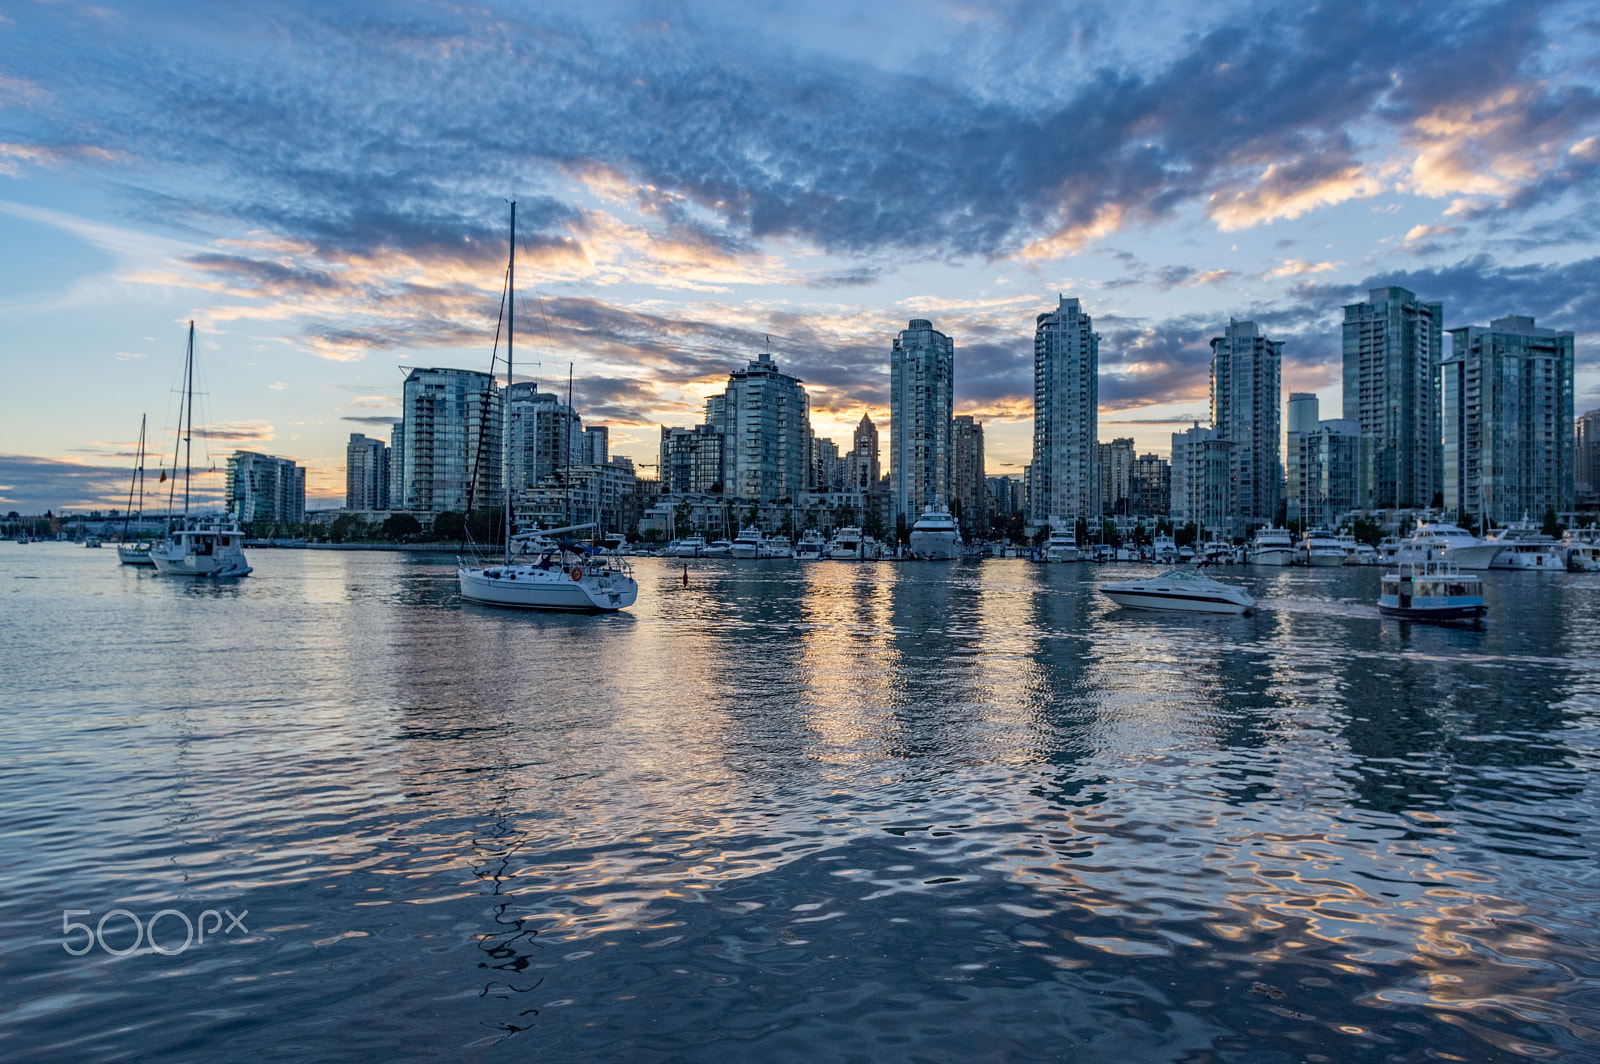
top-left (61, 907), bottom-right (249, 956)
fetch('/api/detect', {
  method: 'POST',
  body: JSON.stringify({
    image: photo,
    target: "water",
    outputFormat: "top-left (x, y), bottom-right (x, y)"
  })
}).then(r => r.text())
top-left (2, 544), bottom-right (1599, 1062)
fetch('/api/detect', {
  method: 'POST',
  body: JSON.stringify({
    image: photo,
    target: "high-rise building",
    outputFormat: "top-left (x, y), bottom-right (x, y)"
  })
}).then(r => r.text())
top-left (1032, 296), bottom-right (1099, 523)
top-left (986, 475), bottom-right (1023, 516)
top-left (227, 451), bottom-right (305, 525)
top-left (505, 383), bottom-right (581, 502)
top-left (1210, 320), bottom-right (1282, 532)
top-left (1578, 408), bottom-right (1600, 506)
top-left (1130, 453), bottom-right (1170, 517)
top-left (950, 415), bottom-right (986, 535)
top-left (845, 413), bottom-right (880, 490)
top-left (1343, 286), bottom-right (1443, 509)
top-left (1442, 315), bottom-right (1575, 523)
top-left (889, 319), bottom-right (954, 517)
top-left (659, 424), bottom-right (727, 494)
top-left (399, 367), bottom-right (501, 513)
top-left (717, 351), bottom-right (811, 501)
top-left (1285, 394), bottom-right (1362, 529)
top-left (1170, 424), bottom-right (1231, 532)
top-left (1098, 437), bottom-right (1135, 516)
top-left (811, 436), bottom-right (842, 491)
top-left (345, 433), bottom-right (390, 510)
top-left (389, 420), bottom-right (405, 510)
top-left (583, 426), bottom-right (609, 466)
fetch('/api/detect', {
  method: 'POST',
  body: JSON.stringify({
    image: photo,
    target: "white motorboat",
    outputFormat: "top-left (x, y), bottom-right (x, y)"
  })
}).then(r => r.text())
top-left (1198, 539), bottom-right (1236, 565)
top-left (1395, 521), bottom-right (1504, 570)
top-left (117, 542), bottom-right (155, 566)
top-left (670, 535), bottom-right (707, 558)
top-left (1560, 529), bottom-right (1600, 572)
top-left (762, 535), bottom-right (793, 559)
top-left (1247, 527), bottom-right (1295, 566)
top-left (730, 526), bottom-right (764, 559)
top-left (149, 324), bottom-right (251, 579)
top-left (1099, 568), bottom-right (1255, 614)
top-left (794, 530), bottom-right (826, 559)
top-left (1150, 533), bottom-right (1178, 564)
top-left (908, 502), bottom-right (961, 560)
top-left (1485, 517), bottom-right (1563, 570)
top-left (705, 539), bottom-right (733, 556)
top-left (1044, 517), bottom-right (1079, 562)
top-left (1299, 528), bottom-right (1345, 567)
top-left (151, 517), bottom-right (253, 577)
top-left (1379, 560), bottom-right (1485, 621)
top-left (828, 526), bottom-right (866, 560)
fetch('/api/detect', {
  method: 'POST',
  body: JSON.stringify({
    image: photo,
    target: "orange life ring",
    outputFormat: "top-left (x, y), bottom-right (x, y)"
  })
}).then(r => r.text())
top-left (570, 565), bottom-right (584, 581)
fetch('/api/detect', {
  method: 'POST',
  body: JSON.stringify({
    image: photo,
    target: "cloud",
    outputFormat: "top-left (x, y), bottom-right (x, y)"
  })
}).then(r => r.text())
top-left (1264, 258), bottom-right (1341, 280)
top-left (0, 452), bottom-right (223, 512)
top-left (1403, 224), bottom-right (1462, 242)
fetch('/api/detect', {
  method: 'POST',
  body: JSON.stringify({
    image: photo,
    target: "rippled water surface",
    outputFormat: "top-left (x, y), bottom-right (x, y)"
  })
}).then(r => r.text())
top-left (3, 544), bottom-right (1599, 1062)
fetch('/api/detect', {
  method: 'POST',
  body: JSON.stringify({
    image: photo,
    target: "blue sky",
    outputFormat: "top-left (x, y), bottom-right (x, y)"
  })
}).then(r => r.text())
top-left (2, 0), bottom-right (1598, 511)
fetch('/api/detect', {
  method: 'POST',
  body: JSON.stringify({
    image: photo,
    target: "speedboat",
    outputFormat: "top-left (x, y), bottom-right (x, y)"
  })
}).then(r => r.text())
top-left (151, 517), bottom-right (253, 578)
top-left (794, 530), bottom-right (826, 559)
top-left (1395, 521), bottom-right (1504, 570)
top-left (908, 502), bottom-right (961, 560)
top-left (1099, 568), bottom-right (1255, 614)
top-left (730, 526), bottom-right (764, 559)
top-left (1044, 517), bottom-right (1079, 562)
top-left (1299, 528), bottom-right (1345, 567)
top-left (1379, 560), bottom-right (1485, 621)
top-left (1485, 517), bottom-right (1563, 570)
top-left (1248, 527), bottom-right (1295, 566)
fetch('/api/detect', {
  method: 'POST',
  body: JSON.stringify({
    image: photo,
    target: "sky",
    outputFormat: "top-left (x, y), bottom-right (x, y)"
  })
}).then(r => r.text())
top-left (2, 0), bottom-right (1598, 512)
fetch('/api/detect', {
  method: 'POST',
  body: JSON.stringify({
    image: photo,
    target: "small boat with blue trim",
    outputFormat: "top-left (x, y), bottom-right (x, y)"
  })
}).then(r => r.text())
top-left (1378, 560), bottom-right (1485, 621)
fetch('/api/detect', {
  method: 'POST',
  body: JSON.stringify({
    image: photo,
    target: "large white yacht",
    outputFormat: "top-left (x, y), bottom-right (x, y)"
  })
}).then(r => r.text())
top-left (151, 517), bottom-right (253, 578)
top-left (908, 502), bottom-right (961, 560)
top-left (1099, 569), bottom-right (1255, 614)
top-left (1044, 518), bottom-right (1079, 562)
top-left (1560, 529), bottom-right (1599, 572)
top-left (1485, 517), bottom-right (1563, 570)
top-left (794, 530), bottom-right (827, 559)
top-left (1150, 533), bottom-right (1178, 564)
top-left (1395, 521), bottom-right (1505, 570)
top-left (1299, 528), bottom-right (1345, 567)
top-left (730, 526), bottom-right (764, 559)
top-left (1247, 527), bottom-right (1295, 566)
top-left (829, 526), bottom-right (866, 560)
top-left (762, 535), bottom-right (793, 559)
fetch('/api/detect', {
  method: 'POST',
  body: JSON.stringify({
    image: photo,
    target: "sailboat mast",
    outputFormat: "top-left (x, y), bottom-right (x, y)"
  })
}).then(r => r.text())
top-left (164, 326), bottom-right (188, 524)
top-left (565, 362), bottom-right (573, 529)
top-left (182, 321), bottom-right (195, 516)
top-left (123, 414), bottom-right (145, 540)
top-left (505, 201), bottom-right (515, 566)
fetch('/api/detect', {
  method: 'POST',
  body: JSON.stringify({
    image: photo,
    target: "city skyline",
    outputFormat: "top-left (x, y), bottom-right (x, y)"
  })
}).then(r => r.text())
top-left (3, 1), bottom-right (1599, 511)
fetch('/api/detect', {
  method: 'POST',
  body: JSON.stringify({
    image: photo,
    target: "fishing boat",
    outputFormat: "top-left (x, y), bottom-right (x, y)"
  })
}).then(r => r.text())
top-left (1099, 569), bottom-right (1255, 614)
top-left (1378, 560), bottom-right (1485, 621)
top-left (457, 202), bottom-right (637, 613)
top-left (116, 413), bottom-right (156, 566)
top-left (149, 323), bottom-right (252, 578)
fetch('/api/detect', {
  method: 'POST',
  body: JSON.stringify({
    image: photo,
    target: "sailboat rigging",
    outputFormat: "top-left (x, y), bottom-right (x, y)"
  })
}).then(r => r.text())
top-left (457, 202), bottom-right (637, 612)
top-left (116, 414), bottom-right (155, 566)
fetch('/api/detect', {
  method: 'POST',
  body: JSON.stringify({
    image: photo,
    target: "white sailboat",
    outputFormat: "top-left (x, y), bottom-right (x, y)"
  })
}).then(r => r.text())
top-left (457, 203), bottom-right (638, 612)
top-left (150, 323), bottom-right (252, 578)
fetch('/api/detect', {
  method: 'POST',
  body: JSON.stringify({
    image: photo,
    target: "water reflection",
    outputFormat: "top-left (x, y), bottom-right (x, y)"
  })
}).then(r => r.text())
top-left (2, 547), bottom-right (1598, 1062)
